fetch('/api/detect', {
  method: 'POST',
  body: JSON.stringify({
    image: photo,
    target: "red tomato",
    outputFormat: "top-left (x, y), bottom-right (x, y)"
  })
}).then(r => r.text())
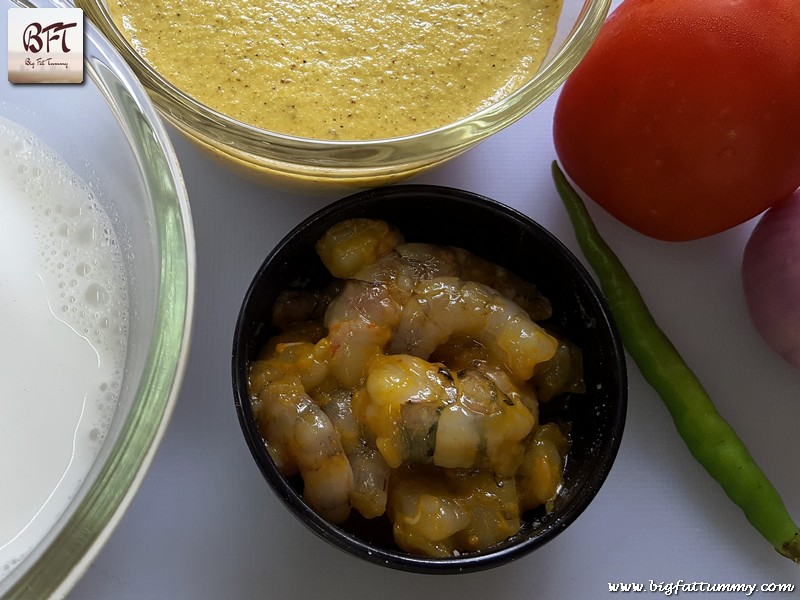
top-left (553, 0), bottom-right (800, 241)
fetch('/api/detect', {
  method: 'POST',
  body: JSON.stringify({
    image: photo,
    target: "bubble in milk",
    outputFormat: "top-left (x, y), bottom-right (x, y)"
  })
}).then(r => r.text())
top-left (18, 150), bottom-right (131, 363)
top-left (85, 282), bottom-right (110, 306)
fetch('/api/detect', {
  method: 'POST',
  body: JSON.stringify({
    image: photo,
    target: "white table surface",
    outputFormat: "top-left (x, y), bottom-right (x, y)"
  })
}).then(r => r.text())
top-left (70, 17), bottom-right (800, 598)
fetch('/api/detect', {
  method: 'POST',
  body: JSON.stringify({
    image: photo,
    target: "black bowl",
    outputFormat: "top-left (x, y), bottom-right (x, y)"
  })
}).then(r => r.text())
top-left (232, 184), bottom-right (627, 574)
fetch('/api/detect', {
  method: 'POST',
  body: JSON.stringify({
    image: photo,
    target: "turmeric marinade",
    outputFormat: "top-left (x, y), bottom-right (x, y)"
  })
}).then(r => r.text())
top-left (247, 218), bottom-right (585, 557)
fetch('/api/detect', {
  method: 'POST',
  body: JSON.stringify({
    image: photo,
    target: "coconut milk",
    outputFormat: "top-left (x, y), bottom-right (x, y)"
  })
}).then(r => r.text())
top-left (0, 116), bottom-right (129, 580)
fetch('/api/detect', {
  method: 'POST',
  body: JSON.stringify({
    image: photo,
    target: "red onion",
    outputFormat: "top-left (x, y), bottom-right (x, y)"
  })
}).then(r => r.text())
top-left (742, 188), bottom-right (800, 369)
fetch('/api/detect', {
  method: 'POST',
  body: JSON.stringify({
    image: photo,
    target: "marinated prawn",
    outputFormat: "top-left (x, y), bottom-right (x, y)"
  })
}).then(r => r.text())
top-left (248, 217), bottom-right (584, 556)
top-left (388, 277), bottom-right (558, 380)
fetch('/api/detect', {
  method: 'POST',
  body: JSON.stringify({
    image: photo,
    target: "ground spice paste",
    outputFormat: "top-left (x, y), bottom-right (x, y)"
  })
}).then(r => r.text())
top-left (109, 0), bottom-right (562, 140)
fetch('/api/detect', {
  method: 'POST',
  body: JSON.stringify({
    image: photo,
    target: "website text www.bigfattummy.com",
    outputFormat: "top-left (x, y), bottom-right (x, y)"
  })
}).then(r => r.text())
top-left (607, 580), bottom-right (796, 596)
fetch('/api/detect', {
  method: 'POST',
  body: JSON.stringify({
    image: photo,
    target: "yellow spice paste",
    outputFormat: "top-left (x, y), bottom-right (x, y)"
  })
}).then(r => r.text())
top-left (109, 0), bottom-right (562, 140)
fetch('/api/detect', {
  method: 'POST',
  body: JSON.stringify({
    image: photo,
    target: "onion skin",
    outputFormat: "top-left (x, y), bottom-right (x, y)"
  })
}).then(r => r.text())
top-left (742, 189), bottom-right (800, 369)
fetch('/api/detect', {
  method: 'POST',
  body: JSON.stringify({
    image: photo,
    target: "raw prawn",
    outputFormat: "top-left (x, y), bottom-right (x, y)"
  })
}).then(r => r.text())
top-left (317, 387), bottom-right (390, 519)
top-left (532, 337), bottom-right (586, 402)
top-left (352, 353), bottom-right (456, 468)
top-left (387, 465), bottom-right (521, 557)
top-left (352, 240), bottom-right (552, 321)
top-left (436, 367), bottom-right (537, 476)
top-left (431, 337), bottom-right (540, 414)
top-left (436, 244), bottom-right (553, 321)
top-left (516, 423), bottom-right (571, 512)
top-left (356, 354), bottom-right (537, 477)
top-left (389, 277), bottom-right (559, 380)
top-left (250, 325), bottom-right (331, 393)
top-left (251, 375), bottom-right (353, 524)
top-left (347, 441), bottom-right (391, 519)
top-left (323, 280), bottom-right (404, 388)
top-left (352, 243), bottom-right (462, 298)
top-left (315, 218), bottom-right (403, 279)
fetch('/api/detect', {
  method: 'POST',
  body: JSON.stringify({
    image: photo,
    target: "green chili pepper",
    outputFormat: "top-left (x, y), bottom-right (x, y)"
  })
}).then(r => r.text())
top-left (551, 161), bottom-right (800, 564)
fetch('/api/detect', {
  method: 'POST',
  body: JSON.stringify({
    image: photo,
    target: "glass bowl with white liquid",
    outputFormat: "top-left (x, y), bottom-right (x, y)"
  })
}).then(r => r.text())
top-left (0, 1), bottom-right (195, 597)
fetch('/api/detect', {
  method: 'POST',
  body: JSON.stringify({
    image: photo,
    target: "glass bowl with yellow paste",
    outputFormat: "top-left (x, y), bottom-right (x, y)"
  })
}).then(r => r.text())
top-left (79, 0), bottom-right (610, 188)
top-left (232, 186), bottom-right (627, 573)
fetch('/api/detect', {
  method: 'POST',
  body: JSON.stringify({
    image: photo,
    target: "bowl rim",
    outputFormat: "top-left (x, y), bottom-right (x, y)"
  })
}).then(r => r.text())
top-left (79, 0), bottom-right (612, 172)
top-left (1, 1), bottom-right (196, 597)
top-left (231, 184), bottom-right (627, 574)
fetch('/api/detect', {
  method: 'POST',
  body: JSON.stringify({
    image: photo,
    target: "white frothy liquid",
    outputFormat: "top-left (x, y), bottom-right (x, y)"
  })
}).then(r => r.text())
top-left (0, 116), bottom-right (129, 580)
